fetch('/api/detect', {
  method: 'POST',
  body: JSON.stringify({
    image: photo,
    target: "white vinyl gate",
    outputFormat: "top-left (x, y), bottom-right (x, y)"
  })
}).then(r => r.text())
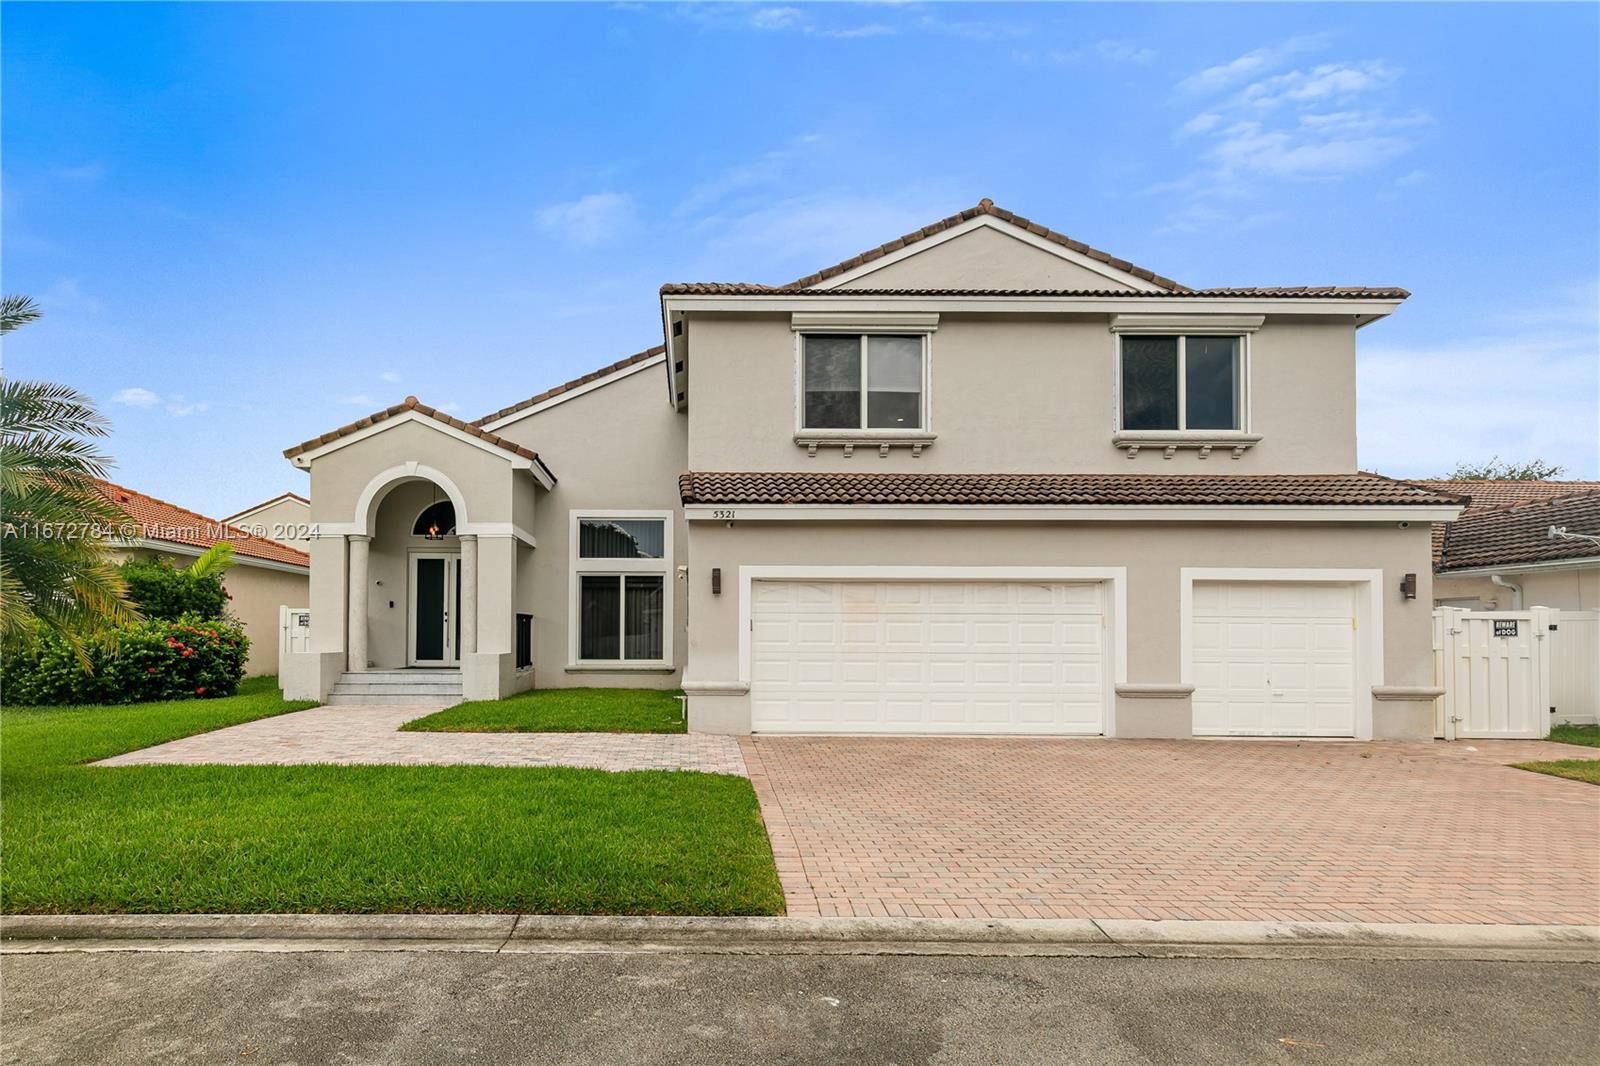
top-left (1550, 610), bottom-right (1599, 725)
top-left (1433, 607), bottom-right (1553, 739)
top-left (279, 606), bottom-right (311, 674)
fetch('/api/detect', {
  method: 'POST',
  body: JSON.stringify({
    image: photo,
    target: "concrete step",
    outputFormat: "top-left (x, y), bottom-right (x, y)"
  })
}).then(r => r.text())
top-left (331, 679), bottom-right (464, 692)
top-left (325, 691), bottom-right (462, 708)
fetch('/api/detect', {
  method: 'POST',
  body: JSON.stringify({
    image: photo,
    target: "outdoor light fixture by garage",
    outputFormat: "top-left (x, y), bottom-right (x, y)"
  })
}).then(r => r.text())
top-left (1399, 572), bottom-right (1417, 600)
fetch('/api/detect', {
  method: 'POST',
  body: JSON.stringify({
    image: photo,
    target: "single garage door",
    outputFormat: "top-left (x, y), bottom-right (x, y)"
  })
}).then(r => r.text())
top-left (1192, 581), bottom-right (1358, 737)
top-left (750, 580), bottom-right (1107, 734)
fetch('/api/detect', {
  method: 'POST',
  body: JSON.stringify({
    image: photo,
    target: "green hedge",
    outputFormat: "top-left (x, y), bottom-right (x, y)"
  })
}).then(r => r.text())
top-left (119, 557), bottom-right (230, 621)
top-left (1, 614), bottom-right (249, 706)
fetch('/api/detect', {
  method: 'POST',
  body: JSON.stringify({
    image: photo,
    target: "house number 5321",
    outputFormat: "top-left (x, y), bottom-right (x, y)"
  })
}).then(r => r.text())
top-left (712, 510), bottom-right (736, 520)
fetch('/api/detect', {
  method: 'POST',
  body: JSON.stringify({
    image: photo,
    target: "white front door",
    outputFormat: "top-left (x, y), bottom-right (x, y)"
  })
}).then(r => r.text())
top-left (750, 580), bottom-right (1108, 735)
top-left (1192, 581), bottom-right (1358, 737)
top-left (409, 553), bottom-right (461, 666)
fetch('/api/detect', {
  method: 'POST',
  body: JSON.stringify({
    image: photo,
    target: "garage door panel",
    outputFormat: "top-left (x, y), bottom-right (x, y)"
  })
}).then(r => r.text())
top-left (752, 580), bottom-right (1107, 735)
top-left (1193, 581), bottom-right (1357, 738)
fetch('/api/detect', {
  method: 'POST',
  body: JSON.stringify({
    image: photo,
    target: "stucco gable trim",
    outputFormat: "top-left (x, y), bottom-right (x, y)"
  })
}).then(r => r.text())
top-left (286, 409), bottom-right (556, 489)
top-left (221, 492), bottom-right (310, 525)
top-left (811, 214), bottom-right (1168, 294)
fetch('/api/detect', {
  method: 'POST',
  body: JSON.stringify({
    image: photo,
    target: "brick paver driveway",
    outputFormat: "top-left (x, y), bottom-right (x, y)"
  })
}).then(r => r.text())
top-left (742, 737), bottom-right (1600, 925)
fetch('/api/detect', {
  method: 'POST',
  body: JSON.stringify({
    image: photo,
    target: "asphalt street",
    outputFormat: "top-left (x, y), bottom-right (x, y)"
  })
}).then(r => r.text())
top-left (3, 949), bottom-right (1597, 1065)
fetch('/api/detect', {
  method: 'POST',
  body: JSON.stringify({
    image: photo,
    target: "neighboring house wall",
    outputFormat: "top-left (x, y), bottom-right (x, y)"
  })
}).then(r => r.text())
top-left (109, 545), bottom-right (308, 676)
top-left (682, 313), bottom-right (1359, 475)
top-left (226, 495), bottom-right (311, 550)
top-left (493, 360), bottom-right (688, 687)
top-left (1434, 567), bottom-right (1600, 610)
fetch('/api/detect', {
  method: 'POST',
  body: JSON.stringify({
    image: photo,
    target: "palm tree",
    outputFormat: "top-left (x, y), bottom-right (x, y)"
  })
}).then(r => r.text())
top-left (1, 295), bottom-right (141, 661)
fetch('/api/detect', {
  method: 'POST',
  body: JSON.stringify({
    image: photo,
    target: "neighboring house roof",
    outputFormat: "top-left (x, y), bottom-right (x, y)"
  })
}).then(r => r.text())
top-left (283, 396), bottom-right (554, 479)
top-left (659, 283), bottom-right (1411, 299)
top-left (221, 491), bottom-right (309, 524)
top-left (1410, 480), bottom-right (1600, 567)
top-left (679, 471), bottom-right (1463, 508)
top-left (97, 481), bottom-right (310, 568)
top-left (472, 345), bottom-right (665, 428)
top-left (779, 199), bottom-right (1188, 292)
top-left (1435, 491), bottom-right (1600, 572)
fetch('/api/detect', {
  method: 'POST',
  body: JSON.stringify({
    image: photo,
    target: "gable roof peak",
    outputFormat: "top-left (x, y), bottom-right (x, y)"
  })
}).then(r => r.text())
top-left (783, 198), bottom-right (1187, 292)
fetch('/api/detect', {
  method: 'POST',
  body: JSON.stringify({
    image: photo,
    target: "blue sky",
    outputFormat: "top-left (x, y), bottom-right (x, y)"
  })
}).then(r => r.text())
top-left (4, 2), bottom-right (1597, 518)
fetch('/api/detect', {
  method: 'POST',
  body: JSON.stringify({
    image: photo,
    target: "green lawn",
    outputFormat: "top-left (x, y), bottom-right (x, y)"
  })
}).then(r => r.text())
top-left (403, 687), bottom-right (686, 734)
top-left (1512, 760), bottom-right (1600, 786)
top-left (1, 677), bottom-right (782, 915)
top-left (1549, 723), bottom-right (1600, 748)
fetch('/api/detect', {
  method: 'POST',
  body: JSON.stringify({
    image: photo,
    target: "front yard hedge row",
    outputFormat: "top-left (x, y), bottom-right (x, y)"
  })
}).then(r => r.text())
top-left (1, 614), bottom-right (249, 705)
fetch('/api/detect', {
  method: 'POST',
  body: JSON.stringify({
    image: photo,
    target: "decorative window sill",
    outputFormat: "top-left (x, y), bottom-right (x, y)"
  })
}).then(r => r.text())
top-left (1112, 432), bottom-right (1262, 460)
top-left (565, 662), bottom-right (676, 674)
top-left (796, 431), bottom-right (937, 458)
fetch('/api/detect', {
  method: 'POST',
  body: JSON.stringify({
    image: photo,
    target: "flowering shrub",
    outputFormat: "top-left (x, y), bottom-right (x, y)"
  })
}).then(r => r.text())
top-left (119, 557), bottom-right (230, 621)
top-left (1, 613), bottom-right (249, 705)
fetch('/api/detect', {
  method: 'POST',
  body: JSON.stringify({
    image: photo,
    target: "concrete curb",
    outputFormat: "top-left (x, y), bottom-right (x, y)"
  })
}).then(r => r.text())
top-left (4, 914), bottom-right (1598, 961)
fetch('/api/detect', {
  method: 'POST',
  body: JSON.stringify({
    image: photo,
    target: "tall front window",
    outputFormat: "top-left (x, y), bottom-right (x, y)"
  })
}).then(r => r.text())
top-left (572, 515), bottom-right (669, 664)
top-left (802, 333), bottom-right (924, 431)
top-left (1120, 335), bottom-right (1243, 432)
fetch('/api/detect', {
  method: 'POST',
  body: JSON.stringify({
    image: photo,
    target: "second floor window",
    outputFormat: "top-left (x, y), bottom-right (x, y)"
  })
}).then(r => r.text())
top-left (1120, 335), bottom-right (1243, 432)
top-left (802, 333), bottom-right (924, 431)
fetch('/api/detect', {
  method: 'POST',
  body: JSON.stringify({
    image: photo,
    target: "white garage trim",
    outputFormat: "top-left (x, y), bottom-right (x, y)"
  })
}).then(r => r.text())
top-left (739, 565), bottom-right (1127, 735)
top-left (1179, 568), bottom-right (1384, 741)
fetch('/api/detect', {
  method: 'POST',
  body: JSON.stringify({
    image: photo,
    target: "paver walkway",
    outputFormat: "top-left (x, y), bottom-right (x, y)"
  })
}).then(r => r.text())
top-left (97, 705), bottom-right (747, 776)
top-left (742, 736), bottom-right (1600, 925)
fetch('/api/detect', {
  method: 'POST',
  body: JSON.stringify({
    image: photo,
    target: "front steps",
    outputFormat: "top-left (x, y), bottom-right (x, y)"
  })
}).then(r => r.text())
top-left (326, 669), bottom-right (463, 707)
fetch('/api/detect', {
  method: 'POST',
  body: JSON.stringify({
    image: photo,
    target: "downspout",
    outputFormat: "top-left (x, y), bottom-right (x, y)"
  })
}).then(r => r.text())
top-left (1489, 574), bottom-right (1523, 610)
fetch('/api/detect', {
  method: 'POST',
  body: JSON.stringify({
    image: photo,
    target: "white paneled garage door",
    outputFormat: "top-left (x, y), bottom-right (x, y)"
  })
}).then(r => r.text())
top-left (1192, 581), bottom-right (1359, 737)
top-left (750, 580), bottom-right (1108, 734)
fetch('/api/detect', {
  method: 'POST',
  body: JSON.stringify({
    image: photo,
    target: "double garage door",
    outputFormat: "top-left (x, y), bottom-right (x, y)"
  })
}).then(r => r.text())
top-left (749, 578), bottom-right (1360, 738)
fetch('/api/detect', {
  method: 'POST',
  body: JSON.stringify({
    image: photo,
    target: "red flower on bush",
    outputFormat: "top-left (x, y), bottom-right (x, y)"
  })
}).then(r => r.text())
top-left (195, 687), bottom-right (206, 696)
top-left (147, 667), bottom-right (157, 674)
top-left (181, 648), bottom-right (193, 657)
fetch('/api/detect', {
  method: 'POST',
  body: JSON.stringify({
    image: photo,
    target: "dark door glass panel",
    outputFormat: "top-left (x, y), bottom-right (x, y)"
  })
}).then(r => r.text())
top-left (580, 575), bottom-right (621, 660)
top-left (624, 576), bottom-right (665, 660)
top-left (579, 519), bottom-right (665, 559)
top-left (415, 558), bottom-right (445, 661)
top-left (1185, 336), bottom-right (1239, 430)
top-left (454, 561), bottom-right (461, 656)
top-left (1121, 336), bottom-right (1179, 430)
top-left (803, 335), bottom-right (861, 428)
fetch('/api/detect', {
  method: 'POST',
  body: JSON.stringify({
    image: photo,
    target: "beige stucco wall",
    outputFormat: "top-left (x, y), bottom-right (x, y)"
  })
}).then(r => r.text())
top-left (682, 520), bottom-right (1436, 733)
top-left (1434, 566), bottom-right (1599, 610)
top-left (110, 545), bottom-right (308, 676)
top-left (683, 312), bottom-right (1359, 474)
top-left (492, 362), bottom-right (688, 687)
top-left (833, 225), bottom-right (1141, 291)
top-left (228, 495), bottom-right (311, 551)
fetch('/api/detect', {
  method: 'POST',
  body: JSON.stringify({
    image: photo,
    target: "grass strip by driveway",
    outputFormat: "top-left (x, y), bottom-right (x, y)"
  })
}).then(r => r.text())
top-left (2, 678), bottom-right (781, 915)
top-left (403, 687), bottom-right (686, 734)
top-left (1549, 723), bottom-right (1600, 748)
top-left (1512, 760), bottom-right (1600, 786)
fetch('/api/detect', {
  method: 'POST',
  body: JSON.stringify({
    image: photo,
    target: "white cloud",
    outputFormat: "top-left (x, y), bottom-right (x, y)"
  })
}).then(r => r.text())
top-left (436, 401), bottom-right (463, 414)
top-left (1179, 112), bottom-right (1223, 137)
top-left (112, 387), bottom-right (161, 408)
top-left (749, 7), bottom-right (805, 31)
top-left (1097, 40), bottom-right (1154, 64)
top-left (50, 161), bottom-right (105, 183)
top-left (379, 370), bottom-right (401, 383)
top-left (535, 192), bottom-right (636, 248)
top-left (164, 395), bottom-right (208, 418)
top-left (341, 394), bottom-right (376, 407)
top-left (1179, 34), bottom-right (1330, 94)
top-left (1238, 61), bottom-right (1398, 109)
top-left (1358, 283), bottom-right (1600, 479)
top-left (673, 133), bottom-right (825, 218)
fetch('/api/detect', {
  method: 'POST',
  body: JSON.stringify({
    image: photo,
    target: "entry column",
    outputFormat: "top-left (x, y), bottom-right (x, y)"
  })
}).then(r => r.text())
top-left (459, 534), bottom-right (478, 656)
top-left (346, 534), bottom-right (369, 672)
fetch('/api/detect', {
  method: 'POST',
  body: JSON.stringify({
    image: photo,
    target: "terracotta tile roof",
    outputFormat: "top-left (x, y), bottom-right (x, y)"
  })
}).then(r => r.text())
top-left (283, 396), bottom-right (555, 482)
top-left (679, 471), bottom-right (1463, 508)
top-left (97, 481), bottom-right (310, 568)
top-left (660, 283), bottom-right (1410, 299)
top-left (1437, 491), bottom-right (1600, 571)
top-left (472, 346), bottom-right (665, 427)
top-left (1410, 480), bottom-right (1600, 566)
top-left (778, 199), bottom-right (1189, 291)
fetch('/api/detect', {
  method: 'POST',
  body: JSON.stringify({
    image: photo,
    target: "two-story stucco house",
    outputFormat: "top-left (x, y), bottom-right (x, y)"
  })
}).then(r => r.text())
top-left (280, 200), bottom-right (1463, 739)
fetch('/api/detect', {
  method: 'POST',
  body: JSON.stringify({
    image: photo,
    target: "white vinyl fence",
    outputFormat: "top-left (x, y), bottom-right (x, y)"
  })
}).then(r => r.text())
top-left (1433, 607), bottom-right (1553, 740)
top-left (279, 606), bottom-right (311, 674)
top-left (1549, 610), bottom-right (1599, 726)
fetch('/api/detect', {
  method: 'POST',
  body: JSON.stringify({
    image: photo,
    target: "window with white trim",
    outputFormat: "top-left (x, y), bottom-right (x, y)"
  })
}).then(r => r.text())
top-left (571, 515), bottom-right (670, 664)
top-left (801, 333), bottom-right (925, 431)
top-left (1120, 335), bottom-right (1243, 432)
